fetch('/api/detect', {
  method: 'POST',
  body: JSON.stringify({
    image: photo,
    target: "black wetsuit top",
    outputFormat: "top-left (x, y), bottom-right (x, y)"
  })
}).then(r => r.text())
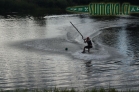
top-left (87, 40), bottom-right (92, 46)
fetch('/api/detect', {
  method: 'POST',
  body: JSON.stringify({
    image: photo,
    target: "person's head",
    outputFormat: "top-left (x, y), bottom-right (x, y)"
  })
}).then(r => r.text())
top-left (87, 37), bottom-right (90, 40)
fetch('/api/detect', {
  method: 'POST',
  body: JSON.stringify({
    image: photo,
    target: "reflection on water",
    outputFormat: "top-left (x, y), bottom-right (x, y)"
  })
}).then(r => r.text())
top-left (98, 25), bottom-right (139, 64)
top-left (0, 14), bottom-right (139, 91)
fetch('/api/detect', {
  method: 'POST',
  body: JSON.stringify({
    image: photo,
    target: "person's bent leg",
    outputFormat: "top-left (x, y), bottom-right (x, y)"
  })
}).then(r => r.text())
top-left (82, 47), bottom-right (85, 53)
top-left (88, 48), bottom-right (90, 52)
top-left (88, 46), bottom-right (92, 53)
top-left (82, 46), bottom-right (87, 53)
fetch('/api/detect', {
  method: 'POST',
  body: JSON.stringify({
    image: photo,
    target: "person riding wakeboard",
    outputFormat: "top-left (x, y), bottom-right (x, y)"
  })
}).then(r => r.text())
top-left (82, 37), bottom-right (93, 53)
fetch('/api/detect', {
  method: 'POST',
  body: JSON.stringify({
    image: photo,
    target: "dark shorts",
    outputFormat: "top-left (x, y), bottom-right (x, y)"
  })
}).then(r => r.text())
top-left (85, 46), bottom-right (92, 49)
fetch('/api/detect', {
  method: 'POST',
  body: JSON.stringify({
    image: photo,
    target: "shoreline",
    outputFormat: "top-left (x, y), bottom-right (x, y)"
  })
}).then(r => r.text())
top-left (0, 88), bottom-right (138, 92)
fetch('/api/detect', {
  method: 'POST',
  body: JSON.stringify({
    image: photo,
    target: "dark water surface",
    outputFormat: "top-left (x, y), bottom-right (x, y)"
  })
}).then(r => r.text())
top-left (0, 14), bottom-right (139, 91)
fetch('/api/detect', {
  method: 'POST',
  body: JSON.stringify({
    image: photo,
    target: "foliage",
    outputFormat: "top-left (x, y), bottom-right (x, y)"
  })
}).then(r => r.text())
top-left (0, 88), bottom-right (137, 92)
top-left (0, 0), bottom-right (139, 15)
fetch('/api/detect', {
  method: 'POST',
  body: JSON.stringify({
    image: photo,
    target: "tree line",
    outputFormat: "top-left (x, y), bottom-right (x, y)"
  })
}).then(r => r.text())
top-left (0, 0), bottom-right (138, 16)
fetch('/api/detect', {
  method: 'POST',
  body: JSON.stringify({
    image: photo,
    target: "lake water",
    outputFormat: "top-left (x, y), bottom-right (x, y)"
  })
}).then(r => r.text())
top-left (0, 14), bottom-right (139, 91)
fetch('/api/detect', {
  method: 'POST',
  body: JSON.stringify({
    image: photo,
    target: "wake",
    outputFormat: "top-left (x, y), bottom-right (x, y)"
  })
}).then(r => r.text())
top-left (22, 15), bottom-right (133, 61)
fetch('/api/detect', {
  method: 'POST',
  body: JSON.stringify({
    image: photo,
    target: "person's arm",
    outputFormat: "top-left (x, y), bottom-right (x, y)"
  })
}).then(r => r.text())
top-left (84, 38), bottom-right (87, 43)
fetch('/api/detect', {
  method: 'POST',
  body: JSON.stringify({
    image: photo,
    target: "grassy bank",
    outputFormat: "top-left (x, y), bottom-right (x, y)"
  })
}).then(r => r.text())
top-left (0, 0), bottom-right (139, 16)
top-left (0, 88), bottom-right (137, 92)
top-left (0, 0), bottom-right (68, 16)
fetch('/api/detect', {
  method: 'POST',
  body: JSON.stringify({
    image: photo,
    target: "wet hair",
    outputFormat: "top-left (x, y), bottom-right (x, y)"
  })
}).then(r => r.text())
top-left (87, 37), bottom-right (90, 40)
